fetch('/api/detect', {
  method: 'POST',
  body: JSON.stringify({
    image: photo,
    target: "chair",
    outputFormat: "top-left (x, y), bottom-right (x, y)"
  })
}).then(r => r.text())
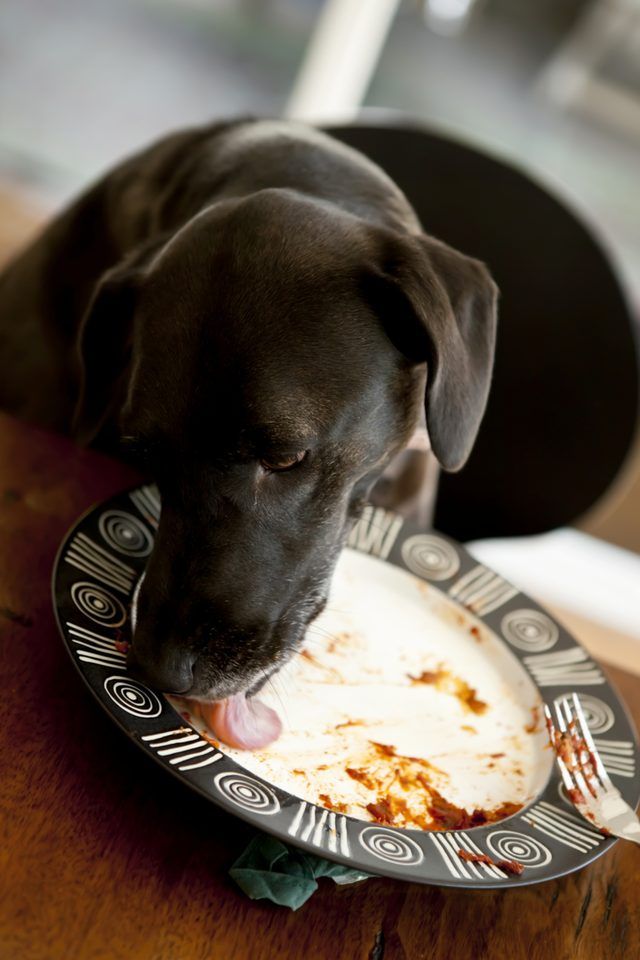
top-left (326, 121), bottom-right (640, 542)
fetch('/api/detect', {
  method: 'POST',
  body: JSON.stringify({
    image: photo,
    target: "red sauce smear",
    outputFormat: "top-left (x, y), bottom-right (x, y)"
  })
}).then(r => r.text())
top-left (525, 705), bottom-right (541, 734)
top-left (319, 794), bottom-right (349, 813)
top-left (407, 668), bottom-right (487, 715)
top-left (366, 798), bottom-right (395, 824)
top-left (547, 720), bottom-right (615, 832)
top-left (545, 717), bottom-right (599, 798)
top-left (346, 768), bottom-right (378, 790)
top-left (325, 631), bottom-right (353, 654)
top-left (427, 790), bottom-right (522, 831)
top-left (458, 849), bottom-right (524, 875)
top-left (200, 731), bottom-right (220, 748)
top-left (410, 670), bottom-right (440, 685)
top-left (348, 741), bottom-right (522, 831)
top-left (567, 787), bottom-right (585, 805)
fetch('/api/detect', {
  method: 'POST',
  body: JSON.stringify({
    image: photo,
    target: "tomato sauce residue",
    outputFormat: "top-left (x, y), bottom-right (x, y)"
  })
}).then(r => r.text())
top-left (346, 767), bottom-right (378, 790)
top-left (345, 740), bottom-right (522, 831)
top-left (427, 790), bottom-right (521, 831)
top-left (567, 786), bottom-right (585, 805)
top-left (525, 705), bottom-right (541, 734)
top-left (545, 716), bottom-right (599, 799)
top-left (319, 794), bottom-right (349, 813)
top-left (407, 667), bottom-right (488, 715)
top-left (458, 849), bottom-right (524, 875)
top-left (546, 717), bottom-right (612, 835)
top-left (299, 648), bottom-right (343, 682)
top-left (410, 670), bottom-right (440, 685)
top-left (366, 798), bottom-right (395, 824)
top-left (325, 631), bottom-right (354, 654)
top-left (200, 731), bottom-right (220, 748)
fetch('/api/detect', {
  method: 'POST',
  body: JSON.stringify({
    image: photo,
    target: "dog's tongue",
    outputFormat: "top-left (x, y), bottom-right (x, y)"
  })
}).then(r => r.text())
top-left (199, 694), bottom-right (282, 750)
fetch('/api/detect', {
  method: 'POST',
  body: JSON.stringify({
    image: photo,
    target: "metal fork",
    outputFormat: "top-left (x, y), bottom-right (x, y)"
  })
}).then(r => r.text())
top-left (544, 693), bottom-right (640, 845)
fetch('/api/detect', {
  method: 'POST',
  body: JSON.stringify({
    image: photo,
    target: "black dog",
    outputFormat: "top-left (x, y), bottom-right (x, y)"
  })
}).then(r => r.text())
top-left (0, 119), bottom-right (497, 727)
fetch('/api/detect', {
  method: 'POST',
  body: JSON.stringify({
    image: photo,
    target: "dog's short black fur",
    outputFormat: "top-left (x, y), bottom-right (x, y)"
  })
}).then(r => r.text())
top-left (0, 119), bottom-right (497, 700)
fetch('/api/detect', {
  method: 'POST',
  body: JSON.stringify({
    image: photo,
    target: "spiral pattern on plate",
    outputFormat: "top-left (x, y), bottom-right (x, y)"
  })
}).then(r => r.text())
top-left (401, 534), bottom-right (460, 582)
top-left (71, 581), bottom-right (126, 627)
top-left (501, 609), bottom-right (559, 652)
top-left (359, 827), bottom-right (424, 865)
top-left (103, 676), bottom-right (162, 717)
top-left (486, 830), bottom-right (551, 867)
top-left (553, 694), bottom-right (615, 735)
top-left (98, 510), bottom-right (154, 557)
top-left (214, 772), bottom-right (280, 815)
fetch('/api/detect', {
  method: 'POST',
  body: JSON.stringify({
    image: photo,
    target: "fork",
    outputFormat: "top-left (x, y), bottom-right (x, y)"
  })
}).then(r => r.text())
top-left (544, 693), bottom-right (640, 844)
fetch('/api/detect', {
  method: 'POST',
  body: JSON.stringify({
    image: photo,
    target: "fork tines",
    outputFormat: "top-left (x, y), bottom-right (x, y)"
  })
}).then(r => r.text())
top-left (544, 693), bottom-right (610, 806)
top-left (545, 693), bottom-right (640, 845)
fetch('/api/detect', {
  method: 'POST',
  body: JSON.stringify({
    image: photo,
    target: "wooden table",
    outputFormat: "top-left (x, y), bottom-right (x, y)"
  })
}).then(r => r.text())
top-left (1, 411), bottom-right (638, 960)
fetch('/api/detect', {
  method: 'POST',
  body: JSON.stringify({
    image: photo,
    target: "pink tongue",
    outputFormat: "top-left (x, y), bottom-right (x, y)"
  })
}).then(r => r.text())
top-left (200, 693), bottom-right (282, 750)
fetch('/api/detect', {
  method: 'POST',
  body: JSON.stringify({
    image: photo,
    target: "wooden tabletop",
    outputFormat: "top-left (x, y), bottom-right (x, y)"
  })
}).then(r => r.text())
top-left (1, 411), bottom-right (638, 960)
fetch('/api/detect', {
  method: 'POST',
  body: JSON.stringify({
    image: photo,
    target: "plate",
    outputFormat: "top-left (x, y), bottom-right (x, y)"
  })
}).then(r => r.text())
top-left (52, 485), bottom-right (640, 888)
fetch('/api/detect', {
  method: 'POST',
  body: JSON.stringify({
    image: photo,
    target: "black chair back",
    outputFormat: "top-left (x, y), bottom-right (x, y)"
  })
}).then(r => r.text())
top-left (327, 122), bottom-right (640, 541)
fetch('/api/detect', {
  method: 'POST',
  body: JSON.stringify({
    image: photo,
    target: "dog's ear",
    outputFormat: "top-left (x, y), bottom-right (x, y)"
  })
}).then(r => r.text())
top-left (72, 260), bottom-right (141, 446)
top-left (369, 233), bottom-right (498, 472)
top-left (72, 235), bottom-right (168, 446)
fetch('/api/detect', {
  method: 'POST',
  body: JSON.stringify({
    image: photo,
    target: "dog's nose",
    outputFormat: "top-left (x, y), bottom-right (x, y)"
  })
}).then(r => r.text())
top-left (127, 646), bottom-right (196, 695)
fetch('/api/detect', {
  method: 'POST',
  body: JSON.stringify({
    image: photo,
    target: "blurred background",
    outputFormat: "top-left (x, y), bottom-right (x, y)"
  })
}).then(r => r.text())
top-left (0, 0), bottom-right (639, 657)
top-left (1, 0), bottom-right (639, 295)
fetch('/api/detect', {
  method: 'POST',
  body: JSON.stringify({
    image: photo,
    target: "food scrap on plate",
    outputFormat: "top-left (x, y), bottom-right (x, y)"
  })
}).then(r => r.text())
top-left (457, 849), bottom-right (524, 875)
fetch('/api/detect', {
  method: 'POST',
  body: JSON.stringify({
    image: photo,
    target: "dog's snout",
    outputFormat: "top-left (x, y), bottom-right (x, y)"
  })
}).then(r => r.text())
top-left (127, 644), bottom-right (196, 695)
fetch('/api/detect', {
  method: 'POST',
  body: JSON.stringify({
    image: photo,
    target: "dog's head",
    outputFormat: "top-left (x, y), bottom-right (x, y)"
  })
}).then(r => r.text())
top-left (74, 188), bottom-right (497, 699)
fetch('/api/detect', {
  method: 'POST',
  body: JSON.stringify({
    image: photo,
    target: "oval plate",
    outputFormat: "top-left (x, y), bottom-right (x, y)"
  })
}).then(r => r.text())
top-left (52, 486), bottom-right (640, 888)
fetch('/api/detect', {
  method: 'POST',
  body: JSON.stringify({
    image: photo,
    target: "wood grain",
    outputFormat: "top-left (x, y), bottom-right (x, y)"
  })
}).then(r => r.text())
top-left (0, 411), bottom-right (638, 960)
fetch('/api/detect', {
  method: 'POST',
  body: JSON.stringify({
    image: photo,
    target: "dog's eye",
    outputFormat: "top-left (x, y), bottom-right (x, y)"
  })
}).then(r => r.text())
top-left (259, 451), bottom-right (307, 473)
